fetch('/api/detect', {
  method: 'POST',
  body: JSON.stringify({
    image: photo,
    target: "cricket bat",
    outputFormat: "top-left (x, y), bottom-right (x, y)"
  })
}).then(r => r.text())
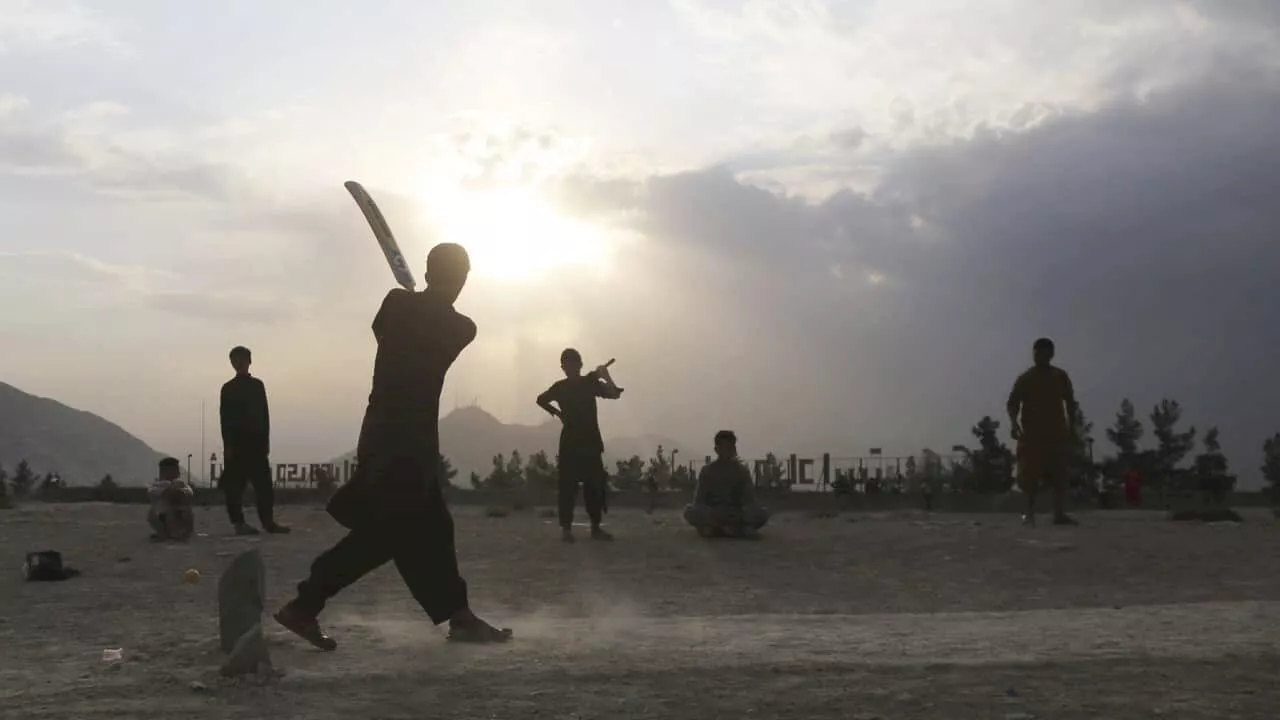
top-left (344, 180), bottom-right (416, 291)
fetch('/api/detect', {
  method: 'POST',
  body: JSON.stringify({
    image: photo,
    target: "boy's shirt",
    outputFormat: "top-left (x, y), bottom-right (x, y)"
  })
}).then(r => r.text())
top-left (220, 374), bottom-right (271, 456)
top-left (694, 458), bottom-right (756, 509)
top-left (1008, 365), bottom-right (1075, 444)
top-left (148, 478), bottom-right (193, 506)
top-left (540, 374), bottom-right (611, 455)
top-left (362, 288), bottom-right (477, 464)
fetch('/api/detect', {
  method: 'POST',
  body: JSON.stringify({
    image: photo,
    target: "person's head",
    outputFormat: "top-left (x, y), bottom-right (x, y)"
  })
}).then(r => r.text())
top-left (1032, 337), bottom-right (1055, 367)
top-left (560, 348), bottom-right (583, 377)
top-left (158, 457), bottom-right (181, 481)
top-left (229, 346), bottom-right (251, 375)
top-left (714, 430), bottom-right (738, 460)
top-left (424, 243), bottom-right (471, 304)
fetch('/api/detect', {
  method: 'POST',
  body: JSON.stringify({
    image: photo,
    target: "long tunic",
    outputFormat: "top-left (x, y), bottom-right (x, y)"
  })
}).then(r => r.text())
top-left (220, 375), bottom-right (270, 456)
top-left (693, 458), bottom-right (757, 509)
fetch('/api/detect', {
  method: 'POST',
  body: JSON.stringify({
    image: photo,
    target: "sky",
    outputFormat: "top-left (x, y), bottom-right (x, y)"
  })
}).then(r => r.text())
top-left (1, 0), bottom-right (1278, 484)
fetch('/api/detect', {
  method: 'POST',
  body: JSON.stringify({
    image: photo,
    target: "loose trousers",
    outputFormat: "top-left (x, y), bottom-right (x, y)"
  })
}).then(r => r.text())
top-left (557, 451), bottom-right (608, 529)
top-left (220, 452), bottom-right (275, 527)
top-left (294, 458), bottom-right (467, 624)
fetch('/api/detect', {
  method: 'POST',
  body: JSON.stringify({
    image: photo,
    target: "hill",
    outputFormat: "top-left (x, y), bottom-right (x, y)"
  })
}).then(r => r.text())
top-left (329, 406), bottom-right (694, 482)
top-left (0, 381), bottom-right (169, 486)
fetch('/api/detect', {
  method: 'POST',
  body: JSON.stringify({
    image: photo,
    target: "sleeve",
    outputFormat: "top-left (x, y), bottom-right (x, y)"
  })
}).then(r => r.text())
top-left (693, 466), bottom-right (711, 505)
top-left (592, 378), bottom-right (613, 398)
top-left (1006, 373), bottom-right (1025, 416)
top-left (177, 481), bottom-right (194, 497)
top-left (738, 464), bottom-right (757, 505)
top-left (372, 288), bottom-right (410, 340)
top-left (537, 380), bottom-right (563, 406)
top-left (219, 382), bottom-right (232, 445)
top-left (1060, 369), bottom-right (1076, 406)
top-left (257, 379), bottom-right (271, 448)
top-left (455, 314), bottom-right (477, 347)
top-left (439, 312), bottom-right (477, 359)
top-left (147, 481), bottom-right (166, 499)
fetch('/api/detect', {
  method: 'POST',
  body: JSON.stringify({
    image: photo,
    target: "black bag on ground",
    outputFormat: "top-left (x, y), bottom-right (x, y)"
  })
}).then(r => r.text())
top-left (22, 550), bottom-right (79, 581)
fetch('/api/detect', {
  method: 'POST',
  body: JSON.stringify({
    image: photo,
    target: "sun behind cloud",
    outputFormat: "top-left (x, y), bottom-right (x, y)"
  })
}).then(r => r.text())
top-left (416, 184), bottom-right (615, 283)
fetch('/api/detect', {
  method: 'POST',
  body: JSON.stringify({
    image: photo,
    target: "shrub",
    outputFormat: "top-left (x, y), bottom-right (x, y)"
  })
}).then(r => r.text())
top-left (92, 474), bottom-right (120, 502)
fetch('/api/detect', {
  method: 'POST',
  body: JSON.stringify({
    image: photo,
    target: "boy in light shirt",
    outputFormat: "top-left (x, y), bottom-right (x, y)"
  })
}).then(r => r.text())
top-left (148, 457), bottom-right (194, 541)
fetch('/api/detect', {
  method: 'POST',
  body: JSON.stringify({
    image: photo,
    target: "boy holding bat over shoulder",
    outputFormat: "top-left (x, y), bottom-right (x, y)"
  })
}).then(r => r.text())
top-left (537, 349), bottom-right (624, 542)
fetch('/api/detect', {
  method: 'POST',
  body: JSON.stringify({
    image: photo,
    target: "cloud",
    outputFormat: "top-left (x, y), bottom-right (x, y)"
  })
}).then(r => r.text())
top-left (144, 291), bottom-right (312, 325)
top-left (546, 57), bottom-right (1280, 477)
top-left (667, 0), bottom-right (1280, 172)
top-left (4, 2), bottom-right (1277, 478)
top-left (0, 100), bottom-right (245, 201)
top-left (0, 250), bottom-right (177, 291)
top-left (0, 0), bottom-right (124, 53)
top-left (0, 93), bottom-right (30, 117)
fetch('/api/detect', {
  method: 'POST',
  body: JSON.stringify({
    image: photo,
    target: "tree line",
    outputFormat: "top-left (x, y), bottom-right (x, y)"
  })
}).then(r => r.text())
top-left (911, 398), bottom-right (1280, 502)
top-left (0, 461), bottom-right (70, 506)
top-left (455, 445), bottom-right (792, 495)
top-left (4, 399), bottom-right (1280, 507)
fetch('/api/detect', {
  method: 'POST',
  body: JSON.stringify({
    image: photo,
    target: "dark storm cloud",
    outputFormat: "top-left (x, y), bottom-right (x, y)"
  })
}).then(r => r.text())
top-left (554, 63), bottom-right (1280, 478)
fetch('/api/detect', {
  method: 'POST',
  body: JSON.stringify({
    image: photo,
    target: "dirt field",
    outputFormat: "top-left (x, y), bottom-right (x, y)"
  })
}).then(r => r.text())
top-left (3, 503), bottom-right (1278, 719)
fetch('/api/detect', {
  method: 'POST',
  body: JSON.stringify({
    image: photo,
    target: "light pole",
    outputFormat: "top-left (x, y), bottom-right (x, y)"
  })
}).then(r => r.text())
top-left (186, 454), bottom-right (193, 483)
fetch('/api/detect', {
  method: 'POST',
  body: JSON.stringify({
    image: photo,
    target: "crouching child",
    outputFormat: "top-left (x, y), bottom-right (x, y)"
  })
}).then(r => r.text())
top-left (148, 457), bottom-right (194, 542)
top-left (684, 430), bottom-right (769, 539)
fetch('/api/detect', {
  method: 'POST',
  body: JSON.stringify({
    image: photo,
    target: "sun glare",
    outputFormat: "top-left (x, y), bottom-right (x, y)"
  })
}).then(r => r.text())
top-left (418, 185), bottom-right (612, 282)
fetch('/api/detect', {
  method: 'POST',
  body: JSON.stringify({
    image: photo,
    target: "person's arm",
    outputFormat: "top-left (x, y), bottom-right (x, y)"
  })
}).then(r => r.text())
top-left (451, 313), bottom-right (478, 349)
top-left (1006, 374), bottom-right (1025, 439)
top-left (737, 463), bottom-right (757, 507)
top-left (536, 383), bottom-right (562, 419)
top-left (371, 288), bottom-right (410, 341)
top-left (1061, 370), bottom-right (1079, 436)
top-left (592, 373), bottom-right (624, 400)
top-left (147, 480), bottom-right (167, 500)
top-left (435, 311), bottom-right (478, 365)
top-left (219, 382), bottom-right (234, 453)
top-left (256, 378), bottom-right (270, 455)
top-left (693, 465), bottom-right (712, 505)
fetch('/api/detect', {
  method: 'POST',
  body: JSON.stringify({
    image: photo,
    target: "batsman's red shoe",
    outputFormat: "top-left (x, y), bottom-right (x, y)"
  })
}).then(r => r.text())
top-left (274, 604), bottom-right (337, 651)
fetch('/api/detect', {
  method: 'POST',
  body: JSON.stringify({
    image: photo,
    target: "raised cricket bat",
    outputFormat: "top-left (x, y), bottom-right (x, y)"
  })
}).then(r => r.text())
top-left (344, 180), bottom-right (416, 291)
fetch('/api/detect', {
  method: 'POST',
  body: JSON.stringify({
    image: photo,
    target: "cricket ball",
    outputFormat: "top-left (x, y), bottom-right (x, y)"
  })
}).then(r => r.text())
top-left (183, 568), bottom-right (200, 584)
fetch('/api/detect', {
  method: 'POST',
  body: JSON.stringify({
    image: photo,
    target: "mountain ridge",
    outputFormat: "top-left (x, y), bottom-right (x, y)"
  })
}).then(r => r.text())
top-left (328, 405), bottom-right (697, 481)
top-left (0, 381), bottom-right (170, 486)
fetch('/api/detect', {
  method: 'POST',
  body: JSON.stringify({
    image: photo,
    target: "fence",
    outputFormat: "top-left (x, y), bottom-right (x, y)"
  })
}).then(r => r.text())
top-left (203, 452), bottom-right (974, 492)
top-left (23, 482), bottom-right (1277, 513)
top-left (205, 460), bottom-right (355, 489)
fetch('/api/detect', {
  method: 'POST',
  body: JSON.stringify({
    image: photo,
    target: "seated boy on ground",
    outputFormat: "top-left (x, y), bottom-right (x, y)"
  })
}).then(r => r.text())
top-left (148, 457), bottom-right (194, 541)
top-left (684, 430), bottom-right (769, 538)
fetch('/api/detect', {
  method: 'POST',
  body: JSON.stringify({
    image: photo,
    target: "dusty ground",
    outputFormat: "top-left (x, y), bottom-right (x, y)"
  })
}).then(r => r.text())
top-left (2, 503), bottom-right (1278, 719)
